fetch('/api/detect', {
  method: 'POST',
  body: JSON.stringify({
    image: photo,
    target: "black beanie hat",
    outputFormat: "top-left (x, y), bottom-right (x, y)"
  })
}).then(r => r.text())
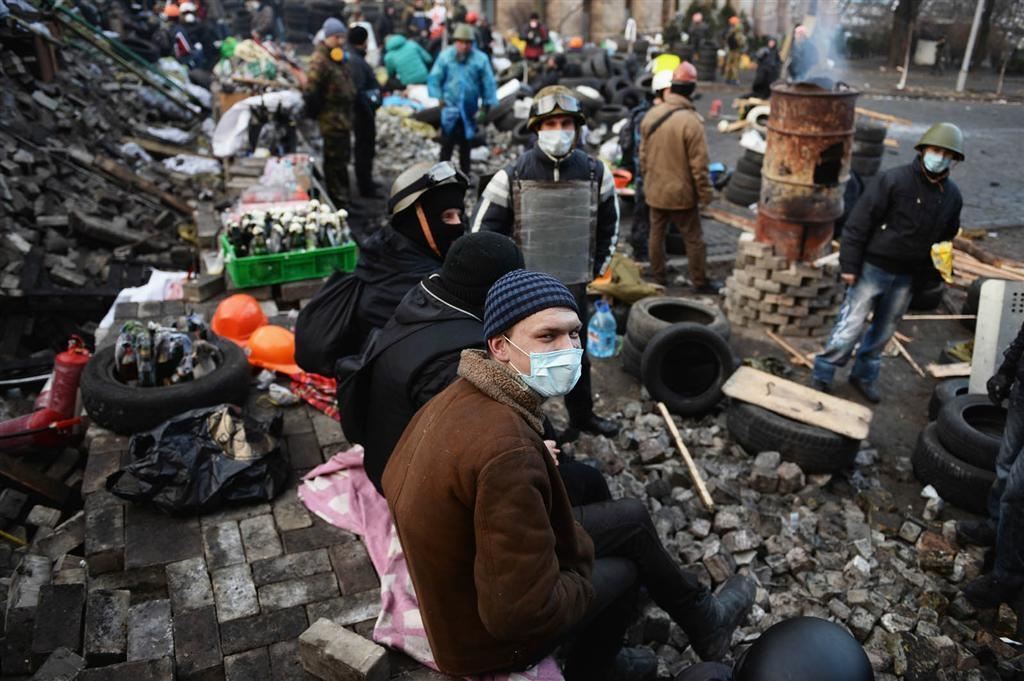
top-left (440, 232), bottom-right (524, 308)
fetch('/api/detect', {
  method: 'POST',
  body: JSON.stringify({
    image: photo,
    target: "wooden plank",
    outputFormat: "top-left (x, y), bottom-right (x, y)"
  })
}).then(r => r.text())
top-left (657, 403), bottom-right (714, 512)
top-left (903, 314), bottom-right (976, 321)
top-left (702, 206), bottom-right (756, 232)
top-left (927, 362), bottom-right (972, 378)
top-left (892, 337), bottom-right (925, 377)
top-left (855, 107), bottom-right (912, 126)
top-left (722, 366), bottom-right (873, 440)
top-left (94, 156), bottom-right (193, 214)
top-left (766, 330), bottom-right (813, 368)
top-left (0, 453), bottom-right (71, 506)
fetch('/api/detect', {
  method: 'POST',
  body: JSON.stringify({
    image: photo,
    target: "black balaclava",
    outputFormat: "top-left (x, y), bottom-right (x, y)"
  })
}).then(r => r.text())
top-left (392, 184), bottom-right (466, 260)
top-left (671, 81), bottom-right (697, 99)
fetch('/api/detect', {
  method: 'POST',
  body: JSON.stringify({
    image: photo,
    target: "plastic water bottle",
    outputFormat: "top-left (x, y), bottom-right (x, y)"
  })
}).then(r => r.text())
top-left (587, 300), bottom-right (618, 359)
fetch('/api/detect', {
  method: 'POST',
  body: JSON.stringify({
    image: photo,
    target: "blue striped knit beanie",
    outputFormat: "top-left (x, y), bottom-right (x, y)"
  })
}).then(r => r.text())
top-left (483, 269), bottom-right (579, 339)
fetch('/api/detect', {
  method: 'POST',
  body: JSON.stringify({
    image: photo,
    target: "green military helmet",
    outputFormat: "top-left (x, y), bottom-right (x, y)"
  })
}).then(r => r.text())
top-left (528, 85), bottom-right (586, 131)
top-left (915, 122), bottom-right (965, 161)
top-left (452, 23), bottom-right (475, 42)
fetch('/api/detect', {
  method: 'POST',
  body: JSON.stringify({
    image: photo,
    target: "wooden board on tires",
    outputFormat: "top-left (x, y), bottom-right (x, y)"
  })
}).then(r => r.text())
top-left (722, 366), bottom-right (872, 440)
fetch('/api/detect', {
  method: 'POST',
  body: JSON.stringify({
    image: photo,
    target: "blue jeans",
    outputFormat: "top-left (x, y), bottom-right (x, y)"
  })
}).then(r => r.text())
top-left (812, 262), bottom-right (914, 386)
top-left (989, 386), bottom-right (1024, 578)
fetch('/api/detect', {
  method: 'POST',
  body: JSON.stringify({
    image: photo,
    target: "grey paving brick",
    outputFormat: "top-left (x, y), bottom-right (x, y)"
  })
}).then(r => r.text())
top-left (272, 487), bottom-right (313, 532)
top-left (83, 589), bottom-right (130, 665)
top-left (32, 584), bottom-right (85, 660)
top-left (258, 572), bottom-right (340, 612)
top-left (251, 549), bottom-right (332, 587)
top-left (89, 566), bottom-right (167, 603)
top-left (211, 563), bottom-right (260, 622)
top-left (328, 542), bottom-right (379, 596)
top-left (310, 412), bottom-right (346, 449)
top-left (166, 557), bottom-right (214, 613)
top-left (240, 514), bottom-right (284, 562)
top-left (82, 448), bottom-right (122, 495)
top-left (202, 521), bottom-right (247, 570)
top-left (84, 492), bottom-right (125, 575)
top-left (200, 503), bottom-right (273, 528)
top-left (127, 599), bottom-right (174, 662)
top-left (3, 608), bottom-right (36, 675)
top-left (219, 606), bottom-right (309, 656)
top-left (281, 516), bottom-right (357, 554)
top-left (125, 506), bottom-right (201, 569)
top-left (281, 408), bottom-right (314, 435)
top-left (299, 618), bottom-right (388, 681)
top-left (286, 433), bottom-right (324, 470)
top-left (305, 589), bottom-right (381, 628)
top-left (79, 656), bottom-right (175, 680)
top-left (31, 646), bottom-right (85, 680)
top-left (173, 605), bottom-right (223, 680)
top-left (225, 647), bottom-right (272, 681)
top-left (269, 639), bottom-right (316, 680)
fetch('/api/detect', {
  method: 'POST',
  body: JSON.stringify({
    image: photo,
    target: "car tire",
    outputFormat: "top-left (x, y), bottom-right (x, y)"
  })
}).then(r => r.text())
top-left (726, 400), bottom-right (860, 474)
top-left (743, 149), bottom-right (765, 165)
top-left (81, 335), bottom-right (251, 435)
top-left (910, 280), bottom-right (944, 311)
top-left (594, 104), bottom-right (629, 125)
top-left (729, 169), bottom-right (762, 192)
top-left (626, 296), bottom-right (731, 348)
top-left (612, 86), bottom-right (646, 109)
top-left (622, 334), bottom-right (642, 379)
top-left (725, 182), bottom-right (760, 207)
top-left (851, 154), bottom-right (882, 176)
top-left (485, 95), bottom-right (516, 124)
top-left (935, 394), bottom-right (1005, 471)
top-left (412, 106), bottom-right (441, 127)
top-left (854, 121), bottom-right (887, 143)
top-left (641, 323), bottom-right (734, 417)
top-left (852, 139), bottom-right (884, 157)
top-left (511, 120), bottom-right (533, 145)
top-left (495, 110), bottom-right (521, 132)
top-left (912, 422), bottom-right (994, 515)
top-left (736, 156), bottom-right (763, 177)
top-left (928, 378), bottom-right (970, 421)
top-left (588, 52), bottom-right (610, 79)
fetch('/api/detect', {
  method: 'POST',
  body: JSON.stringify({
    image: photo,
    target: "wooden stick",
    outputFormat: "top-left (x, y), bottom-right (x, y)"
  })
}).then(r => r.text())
top-left (855, 107), bottom-right (912, 126)
top-left (903, 314), bottom-right (977, 320)
top-left (702, 206), bottom-right (756, 232)
top-left (891, 336), bottom-right (926, 377)
top-left (766, 330), bottom-right (814, 368)
top-left (657, 402), bottom-right (715, 512)
top-left (894, 331), bottom-right (913, 343)
top-left (812, 251), bottom-right (840, 267)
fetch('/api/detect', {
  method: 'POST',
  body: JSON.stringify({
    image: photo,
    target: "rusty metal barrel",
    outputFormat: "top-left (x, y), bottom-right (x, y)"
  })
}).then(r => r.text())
top-left (757, 82), bottom-right (860, 262)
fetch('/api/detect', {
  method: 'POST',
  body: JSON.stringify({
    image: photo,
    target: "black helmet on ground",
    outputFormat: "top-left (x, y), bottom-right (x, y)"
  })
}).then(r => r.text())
top-left (732, 617), bottom-right (874, 681)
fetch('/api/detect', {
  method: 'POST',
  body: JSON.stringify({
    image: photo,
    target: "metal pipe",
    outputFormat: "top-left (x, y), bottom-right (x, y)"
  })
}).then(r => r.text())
top-left (957, 0), bottom-right (986, 92)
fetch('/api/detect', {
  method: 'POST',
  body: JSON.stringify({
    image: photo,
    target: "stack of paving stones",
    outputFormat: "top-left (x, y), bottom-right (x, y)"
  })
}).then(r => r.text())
top-left (724, 234), bottom-right (843, 338)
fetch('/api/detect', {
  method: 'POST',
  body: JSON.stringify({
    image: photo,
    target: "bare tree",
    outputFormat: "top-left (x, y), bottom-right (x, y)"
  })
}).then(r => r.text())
top-left (888, 0), bottom-right (924, 67)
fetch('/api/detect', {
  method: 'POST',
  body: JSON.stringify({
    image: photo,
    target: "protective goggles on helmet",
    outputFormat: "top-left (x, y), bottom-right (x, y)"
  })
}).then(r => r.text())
top-left (387, 161), bottom-right (469, 214)
top-left (530, 93), bottom-right (583, 118)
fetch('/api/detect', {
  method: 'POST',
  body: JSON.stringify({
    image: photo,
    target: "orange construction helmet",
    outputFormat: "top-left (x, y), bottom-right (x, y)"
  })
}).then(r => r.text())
top-left (568, 36), bottom-right (584, 50)
top-left (466, 10), bottom-right (478, 24)
top-left (728, 15), bottom-right (741, 26)
top-left (246, 325), bottom-right (300, 375)
top-left (672, 61), bottom-right (698, 83)
top-left (211, 294), bottom-right (267, 344)
top-left (163, 3), bottom-right (180, 17)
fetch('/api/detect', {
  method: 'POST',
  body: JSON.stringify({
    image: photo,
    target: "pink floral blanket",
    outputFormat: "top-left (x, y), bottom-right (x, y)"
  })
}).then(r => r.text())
top-left (298, 446), bottom-right (564, 681)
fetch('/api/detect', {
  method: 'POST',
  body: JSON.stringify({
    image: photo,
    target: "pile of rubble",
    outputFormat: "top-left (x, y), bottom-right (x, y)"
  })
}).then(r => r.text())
top-left (1, 30), bottom-right (212, 356)
top-left (559, 399), bottom-right (1024, 680)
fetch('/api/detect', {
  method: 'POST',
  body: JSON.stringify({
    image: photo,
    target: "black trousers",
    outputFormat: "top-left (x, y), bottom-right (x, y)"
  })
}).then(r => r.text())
top-left (322, 131), bottom-right (351, 206)
top-left (564, 284), bottom-right (594, 425)
top-left (561, 499), bottom-right (715, 680)
top-left (559, 459), bottom-right (611, 507)
top-left (439, 119), bottom-right (472, 175)
top-left (630, 177), bottom-right (650, 261)
top-left (353, 107), bottom-right (376, 194)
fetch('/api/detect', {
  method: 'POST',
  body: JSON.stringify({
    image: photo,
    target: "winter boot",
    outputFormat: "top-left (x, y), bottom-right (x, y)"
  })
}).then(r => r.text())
top-left (962, 572), bottom-right (1024, 610)
top-left (688, 575), bottom-right (757, 661)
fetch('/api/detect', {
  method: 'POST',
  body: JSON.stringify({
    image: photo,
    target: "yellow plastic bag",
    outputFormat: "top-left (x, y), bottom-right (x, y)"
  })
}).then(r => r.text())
top-left (930, 241), bottom-right (954, 284)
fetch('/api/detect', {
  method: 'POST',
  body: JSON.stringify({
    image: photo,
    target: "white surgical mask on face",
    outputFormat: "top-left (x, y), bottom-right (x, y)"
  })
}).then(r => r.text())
top-left (537, 129), bottom-right (574, 157)
top-left (923, 151), bottom-right (951, 174)
top-left (503, 335), bottom-right (583, 398)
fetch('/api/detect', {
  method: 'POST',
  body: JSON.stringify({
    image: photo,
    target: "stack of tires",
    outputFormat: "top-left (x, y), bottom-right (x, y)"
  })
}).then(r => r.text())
top-left (725, 148), bottom-right (764, 208)
top-left (622, 298), bottom-right (734, 416)
top-left (851, 120), bottom-right (887, 178)
top-left (696, 43), bottom-right (718, 81)
top-left (913, 385), bottom-right (1003, 514)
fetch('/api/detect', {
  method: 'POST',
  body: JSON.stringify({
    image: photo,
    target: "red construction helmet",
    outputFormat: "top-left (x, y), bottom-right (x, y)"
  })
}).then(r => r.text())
top-left (672, 61), bottom-right (698, 83)
top-left (466, 10), bottom-right (478, 24)
top-left (729, 15), bottom-right (741, 26)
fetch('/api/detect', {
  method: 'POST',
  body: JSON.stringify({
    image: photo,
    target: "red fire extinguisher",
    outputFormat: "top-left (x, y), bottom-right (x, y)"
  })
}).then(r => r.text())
top-left (0, 336), bottom-right (90, 452)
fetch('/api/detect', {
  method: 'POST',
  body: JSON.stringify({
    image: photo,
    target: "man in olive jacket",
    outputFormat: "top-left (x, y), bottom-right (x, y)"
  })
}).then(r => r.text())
top-left (640, 61), bottom-right (717, 293)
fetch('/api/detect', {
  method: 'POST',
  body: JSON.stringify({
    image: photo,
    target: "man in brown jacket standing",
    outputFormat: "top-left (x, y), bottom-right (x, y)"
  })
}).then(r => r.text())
top-left (640, 61), bottom-right (719, 293)
top-left (383, 269), bottom-right (754, 680)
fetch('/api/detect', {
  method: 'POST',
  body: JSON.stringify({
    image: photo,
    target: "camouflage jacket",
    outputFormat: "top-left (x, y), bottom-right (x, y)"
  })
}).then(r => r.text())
top-left (304, 43), bottom-right (355, 134)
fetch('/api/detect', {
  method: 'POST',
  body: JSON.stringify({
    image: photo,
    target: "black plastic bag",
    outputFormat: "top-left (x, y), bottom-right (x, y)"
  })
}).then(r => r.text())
top-left (294, 269), bottom-right (364, 376)
top-left (107, 404), bottom-right (289, 515)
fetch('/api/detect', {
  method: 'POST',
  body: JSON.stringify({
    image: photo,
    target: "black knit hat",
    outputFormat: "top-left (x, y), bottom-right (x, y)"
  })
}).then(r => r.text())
top-left (440, 232), bottom-right (524, 308)
top-left (483, 269), bottom-right (578, 339)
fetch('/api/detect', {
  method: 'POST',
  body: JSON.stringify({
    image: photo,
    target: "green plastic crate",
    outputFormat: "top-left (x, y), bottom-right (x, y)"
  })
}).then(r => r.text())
top-left (221, 234), bottom-right (358, 288)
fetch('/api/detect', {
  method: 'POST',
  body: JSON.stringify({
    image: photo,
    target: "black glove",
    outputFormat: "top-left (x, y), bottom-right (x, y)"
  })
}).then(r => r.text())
top-left (987, 372), bottom-right (1013, 405)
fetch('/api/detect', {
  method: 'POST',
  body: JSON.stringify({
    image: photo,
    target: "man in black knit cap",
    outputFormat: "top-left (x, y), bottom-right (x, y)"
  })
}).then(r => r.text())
top-left (295, 161), bottom-right (470, 376)
top-left (339, 232), bottom-right (611, 508)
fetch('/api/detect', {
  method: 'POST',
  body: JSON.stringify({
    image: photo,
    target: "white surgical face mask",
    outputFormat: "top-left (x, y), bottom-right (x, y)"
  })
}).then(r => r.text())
top-left (537, 129), bottom-right (574, 158)
top-left (923, 151), bottom-right (951, 174)
top-left (503, 336), bottom-right (583, 398)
